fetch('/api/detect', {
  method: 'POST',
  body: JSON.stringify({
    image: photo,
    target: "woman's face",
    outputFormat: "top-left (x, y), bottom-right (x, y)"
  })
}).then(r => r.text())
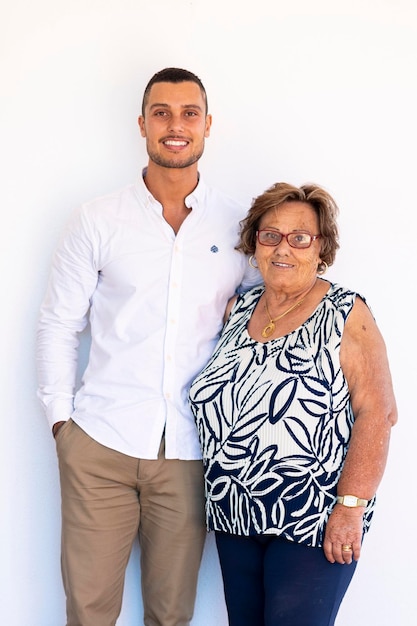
top-left (255, 201), bottom-right (323, 293)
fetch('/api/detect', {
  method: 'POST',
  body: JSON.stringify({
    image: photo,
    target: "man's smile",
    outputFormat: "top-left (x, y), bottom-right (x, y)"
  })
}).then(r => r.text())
top-left (162, 138), bottom-right (189, 148)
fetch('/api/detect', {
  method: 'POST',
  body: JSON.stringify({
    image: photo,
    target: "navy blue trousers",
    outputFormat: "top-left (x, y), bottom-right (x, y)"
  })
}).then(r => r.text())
top-left (215, 532), bottom-right (357, 626)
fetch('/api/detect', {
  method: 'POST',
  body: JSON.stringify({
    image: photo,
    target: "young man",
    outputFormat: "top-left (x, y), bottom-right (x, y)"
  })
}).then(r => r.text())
top-left (36, 67), bottom-right (259, 626)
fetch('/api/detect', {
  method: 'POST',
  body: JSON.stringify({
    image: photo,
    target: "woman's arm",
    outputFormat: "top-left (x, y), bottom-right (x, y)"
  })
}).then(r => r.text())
top-left (223, 295), bottom-right (238, 324)
top-left (323, 296), bottom-right (397, 564)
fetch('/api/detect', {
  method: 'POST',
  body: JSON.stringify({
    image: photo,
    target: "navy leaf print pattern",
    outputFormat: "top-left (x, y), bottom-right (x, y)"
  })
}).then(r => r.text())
top-left (189, 282), bottom-right (375, 546)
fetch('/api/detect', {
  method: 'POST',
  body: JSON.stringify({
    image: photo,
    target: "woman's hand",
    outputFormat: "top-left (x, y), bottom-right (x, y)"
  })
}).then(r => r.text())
top-left (323, 504), bottom-right (364, 564)
top-left (52, 421), bottom-right (66, 438)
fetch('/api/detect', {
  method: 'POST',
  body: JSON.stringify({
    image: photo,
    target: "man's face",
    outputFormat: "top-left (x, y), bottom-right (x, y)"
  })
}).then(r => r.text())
top-left (138, 81), bottom-right (212, 169)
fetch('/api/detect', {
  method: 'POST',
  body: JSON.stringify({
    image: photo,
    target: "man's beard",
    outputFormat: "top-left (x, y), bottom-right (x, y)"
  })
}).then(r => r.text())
top-left (147, 143), bottom-right (205, 169)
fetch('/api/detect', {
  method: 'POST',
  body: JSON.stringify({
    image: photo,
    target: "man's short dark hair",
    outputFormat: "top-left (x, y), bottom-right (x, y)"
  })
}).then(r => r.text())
top-left (141, 67), bottom-right (208, 116)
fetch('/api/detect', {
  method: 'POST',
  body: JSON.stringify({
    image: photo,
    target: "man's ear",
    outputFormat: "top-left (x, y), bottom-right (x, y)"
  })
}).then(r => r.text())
top-left (204, 114), bottom-right (212, 138)
top-left (138, 115), bottom-right (146, 137)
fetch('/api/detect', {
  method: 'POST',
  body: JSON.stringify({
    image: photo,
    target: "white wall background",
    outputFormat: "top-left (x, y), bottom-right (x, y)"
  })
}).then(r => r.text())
top-left (1, 0), bottom-right (416, 624)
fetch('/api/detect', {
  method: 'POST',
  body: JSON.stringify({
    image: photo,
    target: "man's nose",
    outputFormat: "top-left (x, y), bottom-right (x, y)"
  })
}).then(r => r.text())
top-left (168, 114), bottom-right (184, 132)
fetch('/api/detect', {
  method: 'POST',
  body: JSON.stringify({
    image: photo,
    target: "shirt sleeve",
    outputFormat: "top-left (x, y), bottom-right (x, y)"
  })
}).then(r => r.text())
top-left (36, 207), bottom-right (99, 429)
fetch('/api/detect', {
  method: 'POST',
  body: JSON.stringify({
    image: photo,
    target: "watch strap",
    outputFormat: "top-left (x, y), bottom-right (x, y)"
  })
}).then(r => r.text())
top-left (336, 495), bottom-right (368, 507)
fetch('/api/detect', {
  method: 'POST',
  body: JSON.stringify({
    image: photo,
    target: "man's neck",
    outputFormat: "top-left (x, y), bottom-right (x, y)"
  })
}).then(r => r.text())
top-left (143, 162), bottom-right (199, 208)
top-left (143, 162), bottom-right (200, 234)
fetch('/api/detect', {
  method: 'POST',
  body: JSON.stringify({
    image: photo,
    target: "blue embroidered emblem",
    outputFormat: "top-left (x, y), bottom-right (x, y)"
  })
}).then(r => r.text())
top-left (210, 245), bottom-right (219, 253)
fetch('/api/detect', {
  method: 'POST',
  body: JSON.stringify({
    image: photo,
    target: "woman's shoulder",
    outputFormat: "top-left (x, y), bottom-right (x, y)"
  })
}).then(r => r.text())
top-left (239, 284), bottom-right (265, 302)
top-left (234, 285), bottom-right (264, 312)
top-left (223, 285), bottom-right (264, 327)
top-left (321, 282), bottom-right (374, 329)
top-left (325, 281), bottom-right (366, 305)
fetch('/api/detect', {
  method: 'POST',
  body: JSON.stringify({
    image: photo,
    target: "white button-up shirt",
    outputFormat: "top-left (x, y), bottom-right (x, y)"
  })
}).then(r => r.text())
top-left (36, 174), bottom-right (260, 459)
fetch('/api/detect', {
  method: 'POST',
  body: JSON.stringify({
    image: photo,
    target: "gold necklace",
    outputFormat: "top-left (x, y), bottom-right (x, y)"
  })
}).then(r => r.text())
top-left (262, 296), bottom-right (305, 338)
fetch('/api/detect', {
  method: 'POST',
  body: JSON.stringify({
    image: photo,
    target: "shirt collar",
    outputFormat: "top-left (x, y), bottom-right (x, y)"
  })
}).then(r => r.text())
top-left (135, 167), bottom-right (206, 210)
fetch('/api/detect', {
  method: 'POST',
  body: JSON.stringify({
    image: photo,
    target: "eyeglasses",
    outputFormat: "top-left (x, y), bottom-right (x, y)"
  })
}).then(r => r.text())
top-left (257, 229), bottom-right (321, 249)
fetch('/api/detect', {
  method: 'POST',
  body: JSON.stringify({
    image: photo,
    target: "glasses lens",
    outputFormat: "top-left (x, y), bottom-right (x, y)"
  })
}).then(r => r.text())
top-left (287, 233), bottom-right (312, 248)
top-left (258, 230), bottom-right (282, 245)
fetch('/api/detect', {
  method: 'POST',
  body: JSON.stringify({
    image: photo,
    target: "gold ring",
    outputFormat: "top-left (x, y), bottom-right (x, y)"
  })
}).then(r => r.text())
top-left (342, 544), bottom-right (353, 552)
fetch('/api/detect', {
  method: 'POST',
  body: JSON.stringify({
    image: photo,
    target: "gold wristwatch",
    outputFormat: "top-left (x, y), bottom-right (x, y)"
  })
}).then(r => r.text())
top-left (336, 495), bottom-right (368, 507)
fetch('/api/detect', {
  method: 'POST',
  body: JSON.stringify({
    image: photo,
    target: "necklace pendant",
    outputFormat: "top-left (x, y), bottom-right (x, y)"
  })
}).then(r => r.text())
top-left (262, 321), bottom-right (275, 338)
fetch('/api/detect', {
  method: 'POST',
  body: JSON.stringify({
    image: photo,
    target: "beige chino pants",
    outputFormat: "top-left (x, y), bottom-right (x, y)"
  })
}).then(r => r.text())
top-left (56, 419), bottom-right (206, 626)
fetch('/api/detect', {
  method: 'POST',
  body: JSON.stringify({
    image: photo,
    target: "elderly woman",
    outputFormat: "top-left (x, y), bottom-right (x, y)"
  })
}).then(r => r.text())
top-left (189, 182), bottom-right (397, 626)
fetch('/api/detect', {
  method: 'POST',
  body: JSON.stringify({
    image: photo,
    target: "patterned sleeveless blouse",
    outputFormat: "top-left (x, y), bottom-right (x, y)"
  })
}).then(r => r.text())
top-left (189, 281), bottom-right (375, 547)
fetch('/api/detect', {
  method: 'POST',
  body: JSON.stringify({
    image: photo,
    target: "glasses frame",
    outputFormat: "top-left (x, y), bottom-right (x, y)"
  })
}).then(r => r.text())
top-left (256, 229), bottom-right (321, 249)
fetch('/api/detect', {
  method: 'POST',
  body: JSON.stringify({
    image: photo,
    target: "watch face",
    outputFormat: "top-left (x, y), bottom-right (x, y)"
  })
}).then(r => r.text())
top-left (344, 495), bottom-right (357, 506)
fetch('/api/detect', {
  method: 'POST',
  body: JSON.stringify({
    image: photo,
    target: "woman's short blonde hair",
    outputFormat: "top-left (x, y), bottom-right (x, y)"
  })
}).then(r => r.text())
top-left (237, 182), bottom-right (340, 269)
